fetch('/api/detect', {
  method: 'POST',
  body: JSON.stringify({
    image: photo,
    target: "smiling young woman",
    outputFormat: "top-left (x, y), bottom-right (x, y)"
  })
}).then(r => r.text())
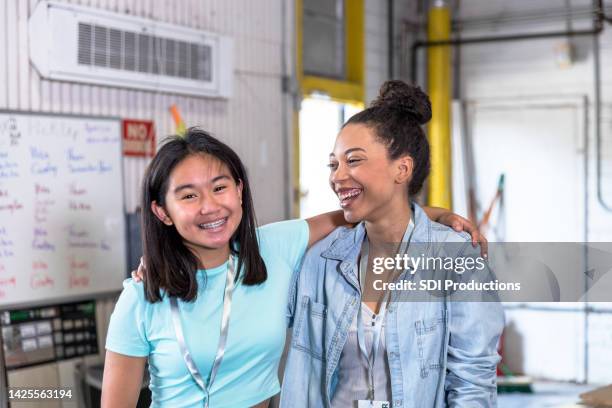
top-left (281, 81), bottom-right (504, 407)
top-left (151, 155), bottom-right (245, 269)
top-left (101, 128), bottom-right (486, 408)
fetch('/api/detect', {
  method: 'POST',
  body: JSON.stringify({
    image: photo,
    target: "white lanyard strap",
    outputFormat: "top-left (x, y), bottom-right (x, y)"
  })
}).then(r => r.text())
top-left (170, 256), bottom-right (236, 408)
top-left (357, 220), bottom-right (414, 401)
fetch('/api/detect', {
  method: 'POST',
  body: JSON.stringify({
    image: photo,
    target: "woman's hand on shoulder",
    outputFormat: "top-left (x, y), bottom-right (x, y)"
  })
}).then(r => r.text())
top-left (131, 258), bottom-right (146, 282)
top-left (423, 207), bottom-right (488, 258)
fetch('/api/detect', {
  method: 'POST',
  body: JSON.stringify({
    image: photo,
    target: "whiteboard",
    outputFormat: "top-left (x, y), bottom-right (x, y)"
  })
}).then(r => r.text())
top-left (0, 112), bottom-right (126, 307)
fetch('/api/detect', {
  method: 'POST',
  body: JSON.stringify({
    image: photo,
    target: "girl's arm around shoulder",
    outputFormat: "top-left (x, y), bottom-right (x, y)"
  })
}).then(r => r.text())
top-left (259, 211), bottom-right (350, 272)
top-left (305, 207), bottom-right (487, 255)
top-left (262, 206), bottom-right (485, 274)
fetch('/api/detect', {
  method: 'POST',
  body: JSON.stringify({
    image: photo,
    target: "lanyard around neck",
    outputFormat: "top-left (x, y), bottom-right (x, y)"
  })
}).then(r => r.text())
top-left (170, 256), bottom-right (237, 408)
top-left (357, 219), bottom-right (414, 401)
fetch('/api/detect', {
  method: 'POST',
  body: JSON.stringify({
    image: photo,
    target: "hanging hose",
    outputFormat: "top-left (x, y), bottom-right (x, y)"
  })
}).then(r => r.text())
top-left (593, 0), bottom-right (612, 212)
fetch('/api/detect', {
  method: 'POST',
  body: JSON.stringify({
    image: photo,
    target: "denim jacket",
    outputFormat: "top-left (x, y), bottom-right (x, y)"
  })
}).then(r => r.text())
top-left (281, 203), bottom-right (504, 408)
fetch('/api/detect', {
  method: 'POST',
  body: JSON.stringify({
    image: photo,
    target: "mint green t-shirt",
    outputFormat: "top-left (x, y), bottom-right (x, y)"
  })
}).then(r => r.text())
top-left (105, 219), bottom-right (309, 407)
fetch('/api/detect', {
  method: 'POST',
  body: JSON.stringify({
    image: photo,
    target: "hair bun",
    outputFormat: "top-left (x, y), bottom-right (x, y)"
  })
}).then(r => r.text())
top-left (371, 80), bottom-right (432, 125)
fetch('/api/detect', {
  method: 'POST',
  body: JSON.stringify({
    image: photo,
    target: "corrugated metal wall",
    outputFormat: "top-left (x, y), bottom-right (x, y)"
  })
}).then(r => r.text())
top-left (0, 0), bottom-right (287, 224)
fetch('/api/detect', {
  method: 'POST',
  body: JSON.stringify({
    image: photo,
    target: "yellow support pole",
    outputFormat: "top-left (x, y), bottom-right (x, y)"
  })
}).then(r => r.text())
top-left (427, 2), bottom-right (452, 209)
top-left (293, 0), bottom-right (304, 218)
top-left (345, 0), bottom-right (365, 104)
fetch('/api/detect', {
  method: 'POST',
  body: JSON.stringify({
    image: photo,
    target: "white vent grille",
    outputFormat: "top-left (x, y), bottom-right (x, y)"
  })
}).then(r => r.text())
top-left (76, 23), bottom-right (212, 82)
top-left (29, 1), bottom-right (232, 98)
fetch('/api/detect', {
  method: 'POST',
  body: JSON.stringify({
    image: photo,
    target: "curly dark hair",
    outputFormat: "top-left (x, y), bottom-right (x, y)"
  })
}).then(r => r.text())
top-left (344, 80), bottom-right (432, 196)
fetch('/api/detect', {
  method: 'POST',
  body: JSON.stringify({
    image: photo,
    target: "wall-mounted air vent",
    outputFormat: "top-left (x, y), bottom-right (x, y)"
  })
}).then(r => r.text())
top-left (76, 23), bottom-right (212, 81)
top-left (29, 1), bottom-right (232, 98)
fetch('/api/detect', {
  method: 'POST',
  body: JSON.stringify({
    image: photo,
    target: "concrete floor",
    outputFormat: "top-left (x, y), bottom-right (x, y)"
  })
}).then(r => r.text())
top-left (498, 381), bottom-right (602, 408)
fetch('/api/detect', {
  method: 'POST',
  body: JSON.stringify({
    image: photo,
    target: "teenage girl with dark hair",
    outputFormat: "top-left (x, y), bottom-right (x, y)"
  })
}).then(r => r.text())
top-left (281, 81), bottom-right (504, 407)
top-left (101, 127), bottom-right (483, 407)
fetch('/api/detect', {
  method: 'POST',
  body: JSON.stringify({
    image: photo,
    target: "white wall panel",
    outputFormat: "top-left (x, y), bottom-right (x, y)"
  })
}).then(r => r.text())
top-left (17, 0), bottom-right (29, 111)
top-left (0, 1), bottom-right (7, 109)
top-left (504, 309), bottom-right (586, 381)
top-left (586, 312), bottom-right (612, 383)
top-left (6, 0), bottom-right (18, 109)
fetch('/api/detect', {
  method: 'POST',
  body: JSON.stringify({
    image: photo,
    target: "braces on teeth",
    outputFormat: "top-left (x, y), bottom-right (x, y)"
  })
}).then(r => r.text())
top-left (339, 190), bottom-right (361, 200)
top-left (200, 218), bottom-right (226, 228)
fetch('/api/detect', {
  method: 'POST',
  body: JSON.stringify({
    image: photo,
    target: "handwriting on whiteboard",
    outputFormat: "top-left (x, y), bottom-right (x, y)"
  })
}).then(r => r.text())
top-left (0, 113), bottom-right (126, 305)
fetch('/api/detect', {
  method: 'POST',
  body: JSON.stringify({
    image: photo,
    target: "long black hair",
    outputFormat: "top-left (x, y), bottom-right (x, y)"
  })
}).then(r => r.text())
top-left (344, 80), bottom-right (432, 196)
top-left (140, 128), bottom-right (266, 302)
